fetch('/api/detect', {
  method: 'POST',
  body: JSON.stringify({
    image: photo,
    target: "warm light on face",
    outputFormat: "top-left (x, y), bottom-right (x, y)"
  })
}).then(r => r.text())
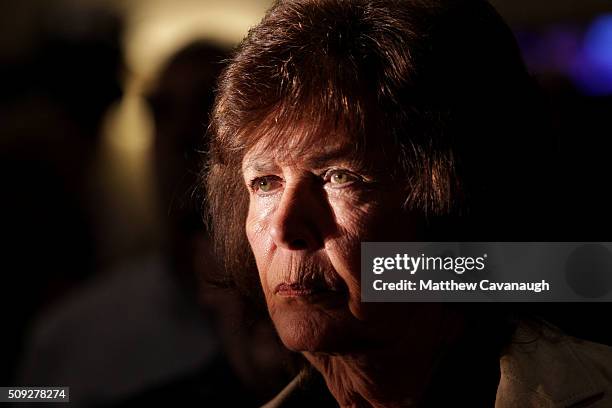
top-left (240, 131), bottom-right (420, 352)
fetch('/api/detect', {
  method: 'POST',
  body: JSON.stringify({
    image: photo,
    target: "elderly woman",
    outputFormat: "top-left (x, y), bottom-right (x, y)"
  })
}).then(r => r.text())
top-left (205, 0), bottom-right (612, 406)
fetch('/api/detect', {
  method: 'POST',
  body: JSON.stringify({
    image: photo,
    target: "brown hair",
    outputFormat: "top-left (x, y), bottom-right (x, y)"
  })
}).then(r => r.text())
top-left (204, 0), bottom-right (545, 297)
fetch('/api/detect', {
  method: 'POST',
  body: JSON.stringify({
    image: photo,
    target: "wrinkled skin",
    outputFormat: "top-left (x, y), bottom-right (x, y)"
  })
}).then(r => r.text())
top-left (241, 132), bottom-right (467, 407)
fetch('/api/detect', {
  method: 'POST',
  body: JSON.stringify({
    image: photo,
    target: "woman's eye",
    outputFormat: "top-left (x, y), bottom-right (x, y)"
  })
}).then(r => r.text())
top-left (251, 176), bottom-right (282, 194)
top-left (326, 170), bottom-right (360, 186)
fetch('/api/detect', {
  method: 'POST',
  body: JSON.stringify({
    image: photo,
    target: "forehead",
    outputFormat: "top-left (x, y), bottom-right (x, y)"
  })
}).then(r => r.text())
top-left (241, 124), bottom-right (369, 171)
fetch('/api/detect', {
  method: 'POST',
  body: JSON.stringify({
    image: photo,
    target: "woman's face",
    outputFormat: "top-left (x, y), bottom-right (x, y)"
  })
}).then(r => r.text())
top-left (242, 130), bottom-right (422, 352)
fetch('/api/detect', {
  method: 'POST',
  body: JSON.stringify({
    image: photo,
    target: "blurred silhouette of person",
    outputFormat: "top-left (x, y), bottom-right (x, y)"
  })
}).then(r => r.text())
top-left (18, 40), bottom-right (292, 407)
top-left (152, 38), bottom-right (297, 391)
top-left (0, 5), bottom-right (123, 384)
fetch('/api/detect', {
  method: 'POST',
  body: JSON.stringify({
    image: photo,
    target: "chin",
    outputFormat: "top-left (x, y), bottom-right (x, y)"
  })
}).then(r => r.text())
top-left (269, 302), bottom-right (364, 352)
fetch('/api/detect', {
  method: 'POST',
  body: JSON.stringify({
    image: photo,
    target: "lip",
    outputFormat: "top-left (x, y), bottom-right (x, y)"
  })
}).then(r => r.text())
top-left (275, 282), bottom-right (340, 298)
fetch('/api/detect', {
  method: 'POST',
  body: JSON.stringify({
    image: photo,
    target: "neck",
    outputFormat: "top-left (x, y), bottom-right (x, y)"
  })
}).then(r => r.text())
top-left (302, 312), bottom-right (504, 408)
top-left (303, 344), bottom-right (435, 407)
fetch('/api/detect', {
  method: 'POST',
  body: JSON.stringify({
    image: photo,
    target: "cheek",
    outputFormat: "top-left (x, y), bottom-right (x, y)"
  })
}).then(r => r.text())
top-left (327, 192), bottom-right (383, 259)
top-left (245, 196), bottom-right (277, 247)
top-left (324, 196), bottom-right (380, 299)
top-left (331, 189), bottom-right (415, 243)
top-left (325, 192), bottom-right (408, 319)
top-left (245, 198), bottom-right (277, 290)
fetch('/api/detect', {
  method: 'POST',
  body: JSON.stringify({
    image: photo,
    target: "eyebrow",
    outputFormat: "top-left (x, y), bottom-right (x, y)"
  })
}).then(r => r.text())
top-left (242, 144), bottom-right (366, 173)
top-left (244, 161), bottom-right (280, 174)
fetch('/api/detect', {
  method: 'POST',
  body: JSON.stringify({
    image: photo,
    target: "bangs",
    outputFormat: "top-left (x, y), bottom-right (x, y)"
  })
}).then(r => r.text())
top-left (209, 0), bottom-right (416, 168)
top-left (234, 96), bottom-right (374, 167)
top-left (213, 53), bottom-right (384, 168)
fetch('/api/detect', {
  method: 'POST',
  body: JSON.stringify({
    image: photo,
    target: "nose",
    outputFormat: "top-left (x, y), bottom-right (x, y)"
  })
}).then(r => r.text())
top-left (269, 182), bottom-right (332, 251)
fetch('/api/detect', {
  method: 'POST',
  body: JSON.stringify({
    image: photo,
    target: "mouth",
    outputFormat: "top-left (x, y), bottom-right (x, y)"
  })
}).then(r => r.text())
top-left (274, 282), bottom-right (344, 299)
